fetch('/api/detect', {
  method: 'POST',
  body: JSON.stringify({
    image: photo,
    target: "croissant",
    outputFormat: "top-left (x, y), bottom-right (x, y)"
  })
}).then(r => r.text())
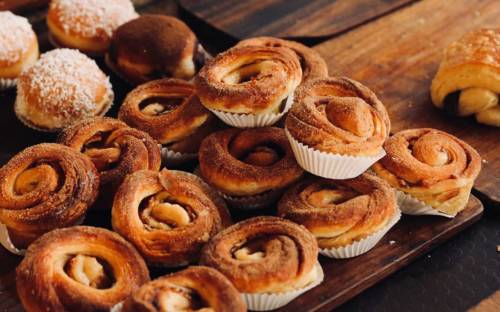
top-left (431, 28), bottom-right (500, 126)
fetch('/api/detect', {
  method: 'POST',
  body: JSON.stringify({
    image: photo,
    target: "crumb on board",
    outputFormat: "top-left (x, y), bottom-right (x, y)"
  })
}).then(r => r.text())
top-left (496, 245), bottom-right (500, 252)
top-left (389, 240), bottom-right (396, 245)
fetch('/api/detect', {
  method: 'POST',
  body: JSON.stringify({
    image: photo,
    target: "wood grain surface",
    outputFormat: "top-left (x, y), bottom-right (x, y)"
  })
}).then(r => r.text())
top-left (178, 0), bottom-right (416, 39)
top-left (314, 0), bottom-right (500, 204)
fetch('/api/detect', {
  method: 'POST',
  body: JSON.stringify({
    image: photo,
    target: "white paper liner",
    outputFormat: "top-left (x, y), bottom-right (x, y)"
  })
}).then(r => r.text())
top-left (319, 208), bottom-right (401, 259)
top-left (208, 92), bottom-right (294, 128)
top-left (161, 146), bottom-right (198, 166)
top-left (242, 261), bottom-right (324, 311)
top-left (0, 77), bottom-right (17, 90)
top-left (396, 190), bottom-right (455, 218)
top-left (285, 128), bottom-right (385, 179)
top-left (110, 301), bottom-right (123, 312)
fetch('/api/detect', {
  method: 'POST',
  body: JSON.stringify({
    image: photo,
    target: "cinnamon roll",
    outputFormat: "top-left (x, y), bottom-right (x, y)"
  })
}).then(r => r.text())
top-left (200, 216), bottom-right (322, 310)
top-left (199, 127), bottom-right (304, 210)
top-left (58, 117), bottom-right (161, 193)
top-left (107, 14), bottom-right (207, 85)
top-left (236, 36), bottom-right (328, 84)
top-left (278, 173), bottom-right (399, 258)
top-left (118, 79), bottom-right (219, 164)
top-left (431, 28), bottom-right (500, 127)
top-left (0, 143), bottom-right (98, 253)
top-left (372, 128), bottom-right (481, 217)
top-left (120, 266), bottom-right (246, 312)
top-left (16, 226), bottom-right (149, 312)
top-left (0, 11), bottom-right (39, 90)
top-left (285, 77), bottom-right (390, 179)
top-left (195, 45), bottom-right (302, 127)
top-left (112, 169), bottom-right (231, 267)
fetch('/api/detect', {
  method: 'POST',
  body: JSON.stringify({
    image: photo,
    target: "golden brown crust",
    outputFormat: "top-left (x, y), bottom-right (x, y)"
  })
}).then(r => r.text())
top-left (112, 169), bottom-right (231, 267)
top-left (278, 173), bottom-right (396, 248)
top-left (118, 78), bottom-right (218, 153)
top-left (372, 128), bottom-right (481, 214)
top-left (195, 45), bottom-right (302, 114)
top-left (285, 77), bottom-right (390, 156)
top-left (236, 36), bottom-right (328, 84)
top-left (16, 226), bottom-right (149, 312)
top-left (109, 14), bottom-right (200, 84)
top-left (0, 143), bottom-right (99, 248)
top-left (200, 216), bottom-right (318, 293)
top-left (199, 127), bottom-right (304, 196)
top-left (58, 117), bottom-right (161, 192)
top-left (122, 266), bottom-right (246, 312)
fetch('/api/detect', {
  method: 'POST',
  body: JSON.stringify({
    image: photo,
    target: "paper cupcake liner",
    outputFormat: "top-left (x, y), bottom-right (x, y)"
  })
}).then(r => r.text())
top-left (110, 301), bottom-right (123, 312)
top-left (0, 77), bottom-right (17, 90)
top-left (396, 190), bottom-right (455, 218)
top-left (208, 92), bottom-right (294, 128)
top-left (242, 261), bottom-right (324, 311)
top-left (285, 128), bottom-right (385, 179)
top-left (319, 208), bottom-right (401, 259)
top-left (220, 189), bottom-right (282, 211)
top-left (14, 80), bottom-right (114, 133)
top-left (161, 146), bottom-right (198, 166)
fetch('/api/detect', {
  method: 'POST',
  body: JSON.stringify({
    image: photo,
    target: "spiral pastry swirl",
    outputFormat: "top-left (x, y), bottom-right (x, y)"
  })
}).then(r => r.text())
top-left (372, 128), bottom-right (481, 215)
top-left (118, 79), bottom-right (218, 154)
top-left (112, 169), bottom-right (231, 267)
top-left (16, 226), bottom-right (149, 312)
top-left (278, 173), bottom-right (396, 248)
top-left (195, 45), bottom-right (302, 114)
top-left (121, 266), bottom-right (246, 312)
top-left (0, 143), bottom-right (99, 249)
top-left (236, 36), bottom-right (328, 84)
top-left (59, 117), bottom-right (161, 191)
top-left (431, 28), bottom-right (500, 127)
top-left (200, 216), bottom-right (319, 293)
top-left (286, 77), bottom-right (390, 156)
top-left (199, 127), bottom-right (303, 197)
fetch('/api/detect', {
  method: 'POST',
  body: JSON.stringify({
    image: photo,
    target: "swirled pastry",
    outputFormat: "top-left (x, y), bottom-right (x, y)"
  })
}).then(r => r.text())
top-left (47, 0), bottom-right (138, 54)
top-left (121, 266), bottom-right (246, 312)
top-left (59, 117), bottom-right (161, 192)
top-left (431, 28), bottom-right (500, 127)
top-left (372, 128), bottom-right (481, 215)
top-left (236, 36), bottom-right (328, 84)
top-left (195, 45), bottom-right (302, 114)
top-left (286, 77), bottom-right (390, 156)
top-left (118, 79), bottom-right (218, 157)
top-left (112, 169), bottom-right (231, 267)
top-left (16, 226), bottom-right (149, 312)
top-left (200, 216), bottom-right (319, 294)
top-left (278, 173), bottom-right (396, 248)
top-left (199, 127), bottom-right (303, 206)
top-left (0, 143), bottom-right (98, 249)
top-left (108, 14), bottom-right (206, 85)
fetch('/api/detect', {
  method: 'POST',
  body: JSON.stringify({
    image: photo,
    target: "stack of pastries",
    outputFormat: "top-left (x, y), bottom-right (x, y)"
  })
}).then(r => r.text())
top-left (0, 3), bottom-right (487, 312)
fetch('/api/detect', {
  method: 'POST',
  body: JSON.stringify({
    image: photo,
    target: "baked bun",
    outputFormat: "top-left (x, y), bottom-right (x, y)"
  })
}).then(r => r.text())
top-left (0, 11), bottom-right (39, 85)
top-left (15, 49), bottom-right (113, 132)
top-left (107, 14), bottom-right (205, 85)
top-left (236, 36), bottom-right (328, 84)
top-left (278, 173), bottom-right (397, 249)
top-left (431, 28), bottom-right (500, 126)
top-left (372, 128), bottom-right (481, 216)
top-left (121, 266), bottom-right (246, 312)
top-left (47, 0), bottom-right (138, 54)
top-left (16, 226), bottom-right (149, 312)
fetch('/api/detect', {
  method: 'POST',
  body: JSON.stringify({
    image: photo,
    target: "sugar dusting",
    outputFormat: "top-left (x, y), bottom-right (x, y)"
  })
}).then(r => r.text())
top-left (51, 0), bottom-right (138, 38)
top-left (19, 49), bottom-right (110, 118)
top-left (0, 11), bottom-right (35, 64)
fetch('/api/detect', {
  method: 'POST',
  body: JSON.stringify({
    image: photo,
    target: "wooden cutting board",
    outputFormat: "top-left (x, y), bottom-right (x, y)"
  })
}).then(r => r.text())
top-left (313, 0), bottom-right (500, 205)
top-left (0, 196), bottom-right (483, 311)
top-left (178, 0), bottom-right (416, 40)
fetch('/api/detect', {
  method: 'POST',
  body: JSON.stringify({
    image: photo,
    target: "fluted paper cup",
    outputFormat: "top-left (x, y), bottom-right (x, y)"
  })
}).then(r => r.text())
top-left (320, 208), bottom-right (401, 259)
top-left (161, 146), bottom-right (197, 166)
top-left (0, 223), bottom-right (25, 256)
top-left (0, 77), bottom-right (17, 90)
top-left (242, 262), bottom-right (324, 311)
top-left (396, 190), bottom-right (455, 218)
top-left (110, 301), bottom-right (123, 312)
top-left (285, 128), bottom-right (385, 179)
top-left (208, 93), bottom-right (294, 128)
